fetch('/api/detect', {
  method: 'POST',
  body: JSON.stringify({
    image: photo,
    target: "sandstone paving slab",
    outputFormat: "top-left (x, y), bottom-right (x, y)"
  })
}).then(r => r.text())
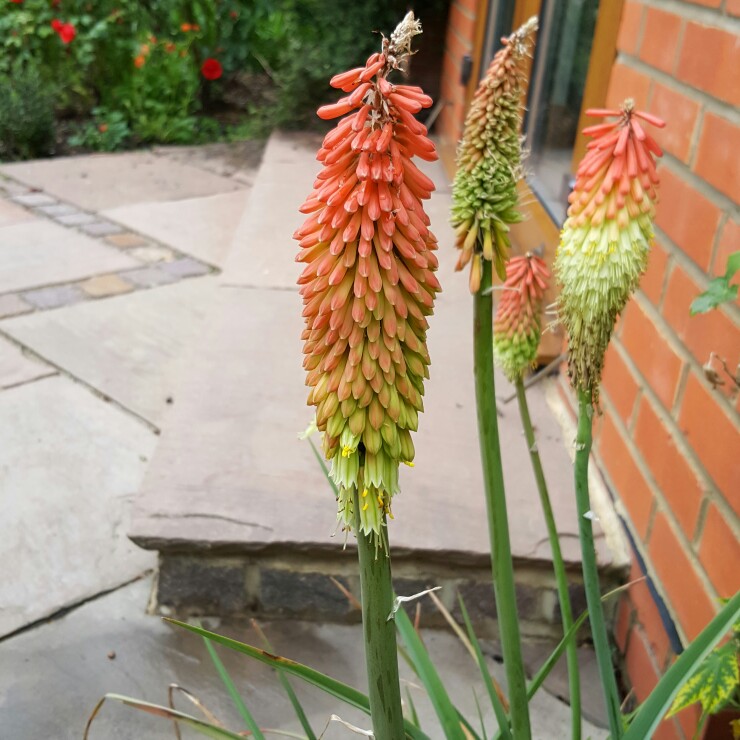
top-left (0, 376), bottom-right (156, 637)
top-left (0, 151), bottom-right (242, 212)
top-left (219, 131), bottom-right (323, 288)
top-left (132, 133), bottom-right (617, 568)
top-left (103, 190), bottom-right (252, 268)
top-left (2, 277), bottom-right (217, 426)
top-left (0, 335), bottom-right (55, 389)
top-left (0, 575), bottom-right (607, 739)
top-left (130, 285), bottom-right (613, 568)
top-left (0, 219), bottom-right (138, 294)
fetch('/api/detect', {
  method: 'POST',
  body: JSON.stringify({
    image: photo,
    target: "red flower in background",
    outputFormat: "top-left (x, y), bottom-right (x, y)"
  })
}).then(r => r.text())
top-left (10, 1), bottom-right (24, 5)
top-left (51, 18), bottom-right (76, 43)
top-left (201, 58), bottom-right (222, 81)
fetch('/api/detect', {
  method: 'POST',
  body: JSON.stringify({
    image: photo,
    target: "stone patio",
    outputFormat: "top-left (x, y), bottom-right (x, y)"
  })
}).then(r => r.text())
top-left (0, 134), bottom-right (624, 732)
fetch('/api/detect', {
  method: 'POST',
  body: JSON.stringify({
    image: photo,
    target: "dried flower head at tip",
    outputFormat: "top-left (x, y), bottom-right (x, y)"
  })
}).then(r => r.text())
top-left (451, 16), bottom-right (538, 292)
top-left (494, 253), bottom-right (550, 381)
top-left (294, 14), bottom-right (440, 540)
top-left (555, 99), bottom-right (665, 403)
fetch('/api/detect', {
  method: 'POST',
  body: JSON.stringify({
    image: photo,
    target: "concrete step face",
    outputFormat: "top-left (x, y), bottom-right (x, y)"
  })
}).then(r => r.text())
top-left (130, 132), bottom-right (628, 638)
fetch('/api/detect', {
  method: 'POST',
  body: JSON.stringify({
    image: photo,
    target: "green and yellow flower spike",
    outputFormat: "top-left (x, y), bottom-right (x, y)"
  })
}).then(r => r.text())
top-left (555, 100), bottom-right (665, 402)
top-left (451, 16), bottom-right (538, 291)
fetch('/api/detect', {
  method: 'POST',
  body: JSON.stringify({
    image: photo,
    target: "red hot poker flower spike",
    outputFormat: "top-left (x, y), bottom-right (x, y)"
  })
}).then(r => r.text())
top-left (294, 13), bottom-right (440, 541)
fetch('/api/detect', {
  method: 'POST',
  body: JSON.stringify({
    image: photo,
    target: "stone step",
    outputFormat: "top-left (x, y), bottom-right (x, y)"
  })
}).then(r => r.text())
top-left (130, 132), bottom-right (628, 637)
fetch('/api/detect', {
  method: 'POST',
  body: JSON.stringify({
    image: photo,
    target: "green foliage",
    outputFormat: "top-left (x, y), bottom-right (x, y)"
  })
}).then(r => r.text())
top-left (0, 70), bottom-right (55, 160)
top-left (68, 109), bottom-right (131, 152)
top-left (691, 252), bottom-right (740, 315)
top-left (667, 641), bottom-right (739, 718)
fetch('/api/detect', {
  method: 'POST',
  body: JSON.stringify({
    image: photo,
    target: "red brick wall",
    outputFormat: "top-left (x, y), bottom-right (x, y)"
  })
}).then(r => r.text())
top-left (437, 0), bottom-right (479, 163)
top-left (592, 2), bottom-right (740, 737)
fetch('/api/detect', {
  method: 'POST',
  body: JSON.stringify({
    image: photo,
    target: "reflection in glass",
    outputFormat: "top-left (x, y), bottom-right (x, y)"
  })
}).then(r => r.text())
top-left (525, 0), bottom-right (600, 222)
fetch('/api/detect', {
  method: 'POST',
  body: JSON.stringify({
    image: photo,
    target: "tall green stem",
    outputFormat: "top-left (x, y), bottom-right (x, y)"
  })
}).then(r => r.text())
top-left (353, 489), bottom-right (404, 740)
top-left (575, 389), bottom-right (622, 738)
top-left (474, 261), bottom-right (532, 740)
top-left (515, 379), bottom-right (581, 740)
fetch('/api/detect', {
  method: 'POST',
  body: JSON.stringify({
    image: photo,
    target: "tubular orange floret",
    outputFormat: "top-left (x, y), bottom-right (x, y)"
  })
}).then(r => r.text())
top-left (294, 13), bottom-right (439, 541)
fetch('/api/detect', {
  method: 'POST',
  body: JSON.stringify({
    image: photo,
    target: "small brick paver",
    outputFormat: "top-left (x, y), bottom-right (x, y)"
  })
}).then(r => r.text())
top-left (104, 233), bottom-right (150, 249)
top-left (80, 221), bottom-right (125, 238)
top-left (56, 212), bottom-right (97, 227)
top-left (35, 203), bottom-right (78, 218)
top-left (21, 284), bottom-right (86, 310)
top-left (0, 294), bottom-right (33, 319)
top-left (11, 193), bottom-right (57, 208)
top-left (128, 245), bottom-right (176, 263)
top-left (122, 266), bottom-right (179, 289)
top-left (160, 257), bottom-right (212, 279)
top-left (80, 274), bottom-right (134, 298)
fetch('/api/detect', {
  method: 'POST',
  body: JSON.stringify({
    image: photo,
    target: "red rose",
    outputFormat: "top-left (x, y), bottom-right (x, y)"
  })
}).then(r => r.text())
top-left (201, 58), bottom-right (223, 81)
top-left (51, 19), bottom-right (76, 43)
top-left (58, 22), bottom-right (76, 43)
top-left (10, 0), bottom-right (24, 5)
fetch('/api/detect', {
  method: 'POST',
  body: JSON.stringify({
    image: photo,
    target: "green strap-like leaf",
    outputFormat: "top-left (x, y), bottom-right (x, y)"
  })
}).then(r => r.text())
top-left (204, 637), bottom-right (265, 740)
top-left (624, 591), bottom-right (740, 739)
top-left (84, 693), bottom-right (244, 740)
top-left (458, 596), bottom-right (512, 740)
top-left (395, 607), bottom-right (468, 740)
top-left (667, 641), bottom-right (739, 717)
top-left (166, 618), bottom-right (429, 740)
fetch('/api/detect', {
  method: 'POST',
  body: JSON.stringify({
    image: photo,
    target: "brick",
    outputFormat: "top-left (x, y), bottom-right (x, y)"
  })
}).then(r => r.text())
top-left (677, 22), bottom-right (740, 107)
top-left (617, 1), bottom-right (643, 55)
top-left (698, 504), bottom-right (740, 598)
top-left (729, 0), bottom-right (740, 17)
top-left (678, 372), bottom-right (740, 500)
top-left (662, 263), bottom-right (740, 376)
top-left (620, 301), bottom-right (683, 410)
top-left (80, 221), bottom-right (124, 237)
top-left (449, 1), bottom-right (475, 47)
top-left (649, 512), bottom-right (716, 640)
top-left (80, 274), bottom-right (134, 298)
top-left (260, 569), bottom-right (355, 620)
top-left (639, 8), bottom-right (683, 73)
top-left (11, 192), bottom-right (56, 207)
top-left (121, 266), bottom-right (179, 288)
top-left (56, 212), bottom-right (96, 227)
top-left (614, 595), bottom-right (634, 653)
top-left (634, 397), bottom-right (704, 537)
top-left (105, 232), bottom-right (150, 249)
top-left (682, 0), bottom-right (720, 6)
top-left (158, 556), bottom-right (248, 614)
top-left (624, 624), bottom-right (660, 702)
top-left (598, 413), bottom-right (654, 538)
top-left (128, 245), bottom-right (176, 263)
top-left (159, 257), bottom-right (211, 279)
top-left (34, 203), bottom-right (77, 217)
top-left (602, 344), bottom-right (639, 423)
top-left (648, 84), bottom-right (700, 163)
top-left (712, 218), bottom-right (740, 286)
top-left (21, 284), bottom-right (85, 310)
top-left (445, 24), bottom-right (471, 65)
top-left (629, 574), bottom-right (671, 669)
top-left (606, 62), bottom-right (651, 111)
top-left (694, 113), bottom-right (740, 203)
top-left (640, 237), bottom-right (669, 305)
top-left (655, 167), bottom-right (722, 271)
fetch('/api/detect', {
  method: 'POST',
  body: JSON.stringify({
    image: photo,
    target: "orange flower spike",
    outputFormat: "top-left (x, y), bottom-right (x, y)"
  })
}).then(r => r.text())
top-left (493, 254), bottom-right (550, 381)
top-left (555, 99), bottom-right (665, 403)
top-left (294, 13), bottom-right (439, 541)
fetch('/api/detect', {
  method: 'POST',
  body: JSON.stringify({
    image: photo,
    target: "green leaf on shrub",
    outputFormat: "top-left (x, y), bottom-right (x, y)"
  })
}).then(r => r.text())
top-left (690, 251), bottom-right (740, 315)
top-left (667, 641), bottom-right (739, 717)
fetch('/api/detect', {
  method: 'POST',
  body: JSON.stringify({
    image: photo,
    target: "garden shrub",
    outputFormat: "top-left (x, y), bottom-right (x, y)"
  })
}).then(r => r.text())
top-left (0, 71), bottom-right (55, 160)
